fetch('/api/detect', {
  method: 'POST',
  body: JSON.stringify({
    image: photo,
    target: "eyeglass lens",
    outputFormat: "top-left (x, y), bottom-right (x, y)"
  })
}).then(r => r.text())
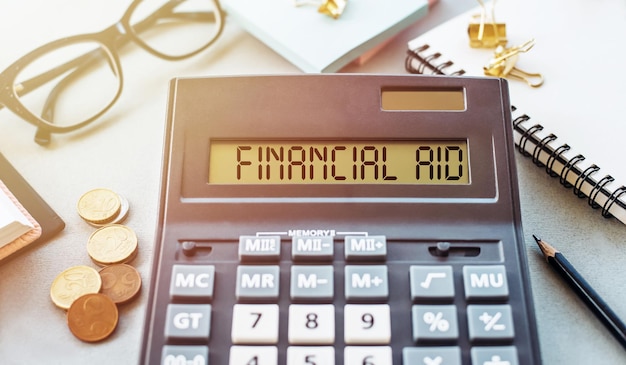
top-left (13, 0), bottom-right (221, 131)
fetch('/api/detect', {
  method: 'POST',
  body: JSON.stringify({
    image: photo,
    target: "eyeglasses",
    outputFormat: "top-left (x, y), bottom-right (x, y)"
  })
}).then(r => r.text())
top-left (0, 0), bottom-right (224, 145)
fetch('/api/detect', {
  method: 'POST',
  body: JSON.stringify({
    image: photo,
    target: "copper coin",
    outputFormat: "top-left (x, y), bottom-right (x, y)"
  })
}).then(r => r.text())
top-left (67, 293), bottom-right (119, 342)
top-left (99, 264), bottom-right (142, 304)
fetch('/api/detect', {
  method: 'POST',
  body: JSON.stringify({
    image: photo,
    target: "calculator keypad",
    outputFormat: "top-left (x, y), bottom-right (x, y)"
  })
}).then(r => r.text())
top-left (161, 235), bottom-right (522, 365)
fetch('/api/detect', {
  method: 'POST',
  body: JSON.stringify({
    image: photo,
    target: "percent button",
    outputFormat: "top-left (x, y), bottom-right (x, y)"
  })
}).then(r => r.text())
top-left (412, 305), bottom-right (459, 342)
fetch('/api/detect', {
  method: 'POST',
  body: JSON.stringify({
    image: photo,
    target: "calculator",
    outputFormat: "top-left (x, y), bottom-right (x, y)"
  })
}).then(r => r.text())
top-left (140, 74), bottom-right (541, 365)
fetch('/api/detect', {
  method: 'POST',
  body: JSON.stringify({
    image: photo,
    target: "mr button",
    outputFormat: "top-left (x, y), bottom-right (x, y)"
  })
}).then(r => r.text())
top-left (236, 266), bottom-right (280, 301)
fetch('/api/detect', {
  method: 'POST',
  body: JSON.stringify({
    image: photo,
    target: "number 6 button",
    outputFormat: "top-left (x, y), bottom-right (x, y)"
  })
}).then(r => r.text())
top-left (344, 304), bottom-right (391, 344)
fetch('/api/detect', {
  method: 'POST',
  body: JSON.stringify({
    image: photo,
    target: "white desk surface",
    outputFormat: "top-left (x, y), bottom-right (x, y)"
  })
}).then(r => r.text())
top-left (1, 1), bottom-right (626, 364)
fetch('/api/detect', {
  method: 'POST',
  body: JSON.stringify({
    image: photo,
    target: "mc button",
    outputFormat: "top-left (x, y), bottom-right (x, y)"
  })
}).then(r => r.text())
top-left (169, 265), bottom-right (215, 301)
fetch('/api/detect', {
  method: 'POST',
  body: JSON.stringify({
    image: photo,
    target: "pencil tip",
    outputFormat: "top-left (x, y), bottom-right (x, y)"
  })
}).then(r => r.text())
top-left (533, 234), bottom-right (557, 258)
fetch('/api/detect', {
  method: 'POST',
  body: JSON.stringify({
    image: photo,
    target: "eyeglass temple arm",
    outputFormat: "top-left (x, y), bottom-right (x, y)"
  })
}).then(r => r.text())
top-left (13, 5), bottom-right (211, 102)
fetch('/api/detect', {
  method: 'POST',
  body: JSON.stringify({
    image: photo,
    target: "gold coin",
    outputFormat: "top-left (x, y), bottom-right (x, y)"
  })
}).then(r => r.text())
top-left (50, 265), bottom-right (102, 310)
top-left (91, 245), bottom-right (138, 267)
top-left (77, 188), bottom-right (121, 224)
top-left (67, 293), bottom-right (118, 342)
top-left (87, 224), bottom-right (138, 266)
top-left (99, 264), bottom-right (142, 304)
top-left (85, 194), bottom-right (130, 228)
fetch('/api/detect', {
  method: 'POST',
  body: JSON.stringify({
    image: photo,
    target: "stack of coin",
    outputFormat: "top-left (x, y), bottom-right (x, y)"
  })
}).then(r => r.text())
top-left (49, 189), bottom-right (142, 343)
top-left (77, 188), bottom-right (129, 227)
top-left (87, 224), bottom-right (138, 266)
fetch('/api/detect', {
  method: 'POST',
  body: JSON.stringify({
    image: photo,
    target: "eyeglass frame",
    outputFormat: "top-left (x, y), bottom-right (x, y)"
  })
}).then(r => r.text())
top-left (0, 0), bottom-right (224, 145)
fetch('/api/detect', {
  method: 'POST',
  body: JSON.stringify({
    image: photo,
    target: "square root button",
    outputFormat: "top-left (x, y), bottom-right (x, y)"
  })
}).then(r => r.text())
top-left (410, 265), bottom-right (454, 301)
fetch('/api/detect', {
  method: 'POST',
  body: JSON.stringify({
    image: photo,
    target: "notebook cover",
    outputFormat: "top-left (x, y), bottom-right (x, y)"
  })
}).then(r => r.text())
top-left (0, 152), bottom-right (65, 261)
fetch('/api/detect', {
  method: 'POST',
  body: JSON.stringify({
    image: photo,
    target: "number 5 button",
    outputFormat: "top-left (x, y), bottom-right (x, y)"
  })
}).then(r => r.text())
top-left (344, 304), bottom-right (391, 344)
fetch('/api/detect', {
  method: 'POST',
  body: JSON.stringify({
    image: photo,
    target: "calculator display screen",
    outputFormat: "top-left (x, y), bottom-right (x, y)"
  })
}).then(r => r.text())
top-left (208, 140), bottom-right (469, 185)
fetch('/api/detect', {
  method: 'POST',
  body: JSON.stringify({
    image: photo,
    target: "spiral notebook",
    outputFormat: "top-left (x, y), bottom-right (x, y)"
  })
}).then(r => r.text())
top-left (405, 0), bottom-right (626, 225)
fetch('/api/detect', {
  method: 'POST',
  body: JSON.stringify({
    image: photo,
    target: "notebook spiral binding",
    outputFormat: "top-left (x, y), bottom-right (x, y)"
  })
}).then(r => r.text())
top-left (406, 44), bottom-right (626, 220)
top-left (510, 107), bottom-right (626, 218)
top-left (405, 44), bottom-right (466, 76)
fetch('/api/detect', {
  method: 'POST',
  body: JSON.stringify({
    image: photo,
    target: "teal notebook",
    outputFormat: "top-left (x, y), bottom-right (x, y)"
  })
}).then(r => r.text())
top-left (222, 0), bottom-right (429, 73)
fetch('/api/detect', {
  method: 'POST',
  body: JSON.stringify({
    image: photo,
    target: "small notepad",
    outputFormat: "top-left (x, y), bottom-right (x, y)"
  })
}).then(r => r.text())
top-left (222, 0), bottom-right (429, 73)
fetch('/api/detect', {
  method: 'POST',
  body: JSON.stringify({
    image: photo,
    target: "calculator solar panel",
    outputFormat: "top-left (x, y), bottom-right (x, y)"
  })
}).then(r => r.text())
top-left (140, 74), bottom-right (541, 365)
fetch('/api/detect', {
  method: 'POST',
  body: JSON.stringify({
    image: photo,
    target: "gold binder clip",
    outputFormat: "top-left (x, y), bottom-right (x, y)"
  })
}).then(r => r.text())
top-left (293, 0), bottom-right (347, 19)
top-left (468, 0), bottom-right (507, 48)
top-left (484, 39), bottom-right (544, 87)
top-left (318, 0), bottom-right (347, 19)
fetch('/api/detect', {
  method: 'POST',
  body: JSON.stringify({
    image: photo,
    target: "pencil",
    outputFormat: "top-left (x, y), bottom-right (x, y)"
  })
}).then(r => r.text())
top-left (533, 235), bottom-right (626, 350)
